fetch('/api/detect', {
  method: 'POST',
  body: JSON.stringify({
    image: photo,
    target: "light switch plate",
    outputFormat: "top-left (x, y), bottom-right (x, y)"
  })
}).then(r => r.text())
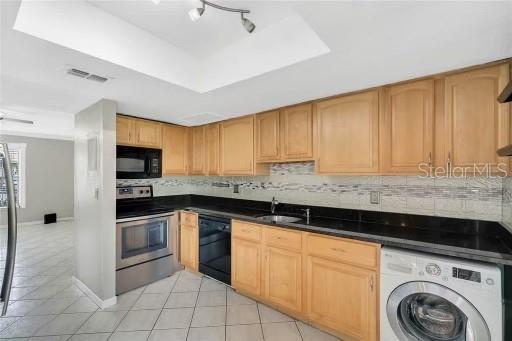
top-left (370, 191), bottom-right (380, 204)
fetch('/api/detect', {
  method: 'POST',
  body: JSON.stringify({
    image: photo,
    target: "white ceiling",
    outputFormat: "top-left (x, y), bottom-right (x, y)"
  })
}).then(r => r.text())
top-left (89, 0), bottom-right (293, 59)
top-left (1, 0), bottom-right (511, 139)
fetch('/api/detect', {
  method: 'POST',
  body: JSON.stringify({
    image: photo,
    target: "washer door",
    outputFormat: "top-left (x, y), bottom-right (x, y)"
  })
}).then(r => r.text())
top-left (387, 282), bottom-right (490, 341)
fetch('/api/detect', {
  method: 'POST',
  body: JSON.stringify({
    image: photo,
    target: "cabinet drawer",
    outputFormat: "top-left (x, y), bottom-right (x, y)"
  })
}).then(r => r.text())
top-left (305, 234), bottom-right (378, 269)
top-left (181, 211), bottom-right (198, 227)
top-left (264, 227), bottom-right (302, 251)
top-left (232, 220), bottom-right (262, 242)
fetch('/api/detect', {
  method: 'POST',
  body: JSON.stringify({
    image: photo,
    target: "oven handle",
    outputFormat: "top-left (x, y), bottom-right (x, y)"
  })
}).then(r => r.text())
top-left (144, 155), bottom-right (151, 177)
top-left (116, 212), bottom-right (174, 223)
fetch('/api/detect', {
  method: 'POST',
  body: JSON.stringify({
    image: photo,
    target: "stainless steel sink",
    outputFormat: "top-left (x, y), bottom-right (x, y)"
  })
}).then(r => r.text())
top-left (257, 215), bottom-right (302, 223)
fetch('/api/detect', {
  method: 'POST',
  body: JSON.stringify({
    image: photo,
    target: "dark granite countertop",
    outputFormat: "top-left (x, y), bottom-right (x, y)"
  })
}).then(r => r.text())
top-left (116, 194), bottom-right (512, 266)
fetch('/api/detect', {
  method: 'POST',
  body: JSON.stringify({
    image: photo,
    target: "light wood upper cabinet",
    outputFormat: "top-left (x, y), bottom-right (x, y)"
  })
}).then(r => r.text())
top-left (162, 124), bottom-right (189, 175)
top-left (116, 116), bottom-right (135, 145)
top-left (180, 211), bottom-right (198, 271)
top-left (281, 103), bottom-right (314, 161)
top-left (255, 104), bottom-right (314, 163)
top-left (190, 126), bottom-right (206, 175)
top-left (381, 80), bottom-right (434, 174)
top-left (306, 256), bottom-right (377, 341)
top-left (316, 90), bottom-right (379, 174)
top-left (220, 116), bottom-right (255, 175)
top-left (255, 111), bottom-right (281, 162)
top-left (443, 64), bottom-right (510, 173)
top-left (116, 115), bottom-right (162, 148)
top-left (206, 123), bottom-right (221, 176)
top-left (135, 120), bottom-right (162, 148)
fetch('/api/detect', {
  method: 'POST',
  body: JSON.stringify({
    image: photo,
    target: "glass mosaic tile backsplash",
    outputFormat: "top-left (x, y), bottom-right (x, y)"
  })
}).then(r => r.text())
top-left (118, 162), bottom-right (504, 222)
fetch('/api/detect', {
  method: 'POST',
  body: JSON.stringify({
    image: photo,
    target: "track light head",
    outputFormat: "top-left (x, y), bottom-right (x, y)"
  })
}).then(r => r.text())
top-left (188, 6), bottom-right (205, 21)
top-left (241, 14), bottom-right (255, 33)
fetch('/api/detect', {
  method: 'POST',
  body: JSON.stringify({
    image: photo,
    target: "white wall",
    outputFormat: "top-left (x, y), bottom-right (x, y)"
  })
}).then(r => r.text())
top-left (74, 99), bottom-right (116, 303)
top-left (0, 134), bottom-right (74, 224)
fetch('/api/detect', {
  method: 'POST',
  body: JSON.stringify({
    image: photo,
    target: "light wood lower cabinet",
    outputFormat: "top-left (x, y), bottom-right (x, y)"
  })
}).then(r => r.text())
top-left (306, 256), bottom-right (377, 341)
top-left (230, 220), bottom-right (379, 340)
top-left (263, 246), bottom-right (302, 314)
top-left (180, 212), bottom-right (198, 271)
top-left (232, 238), bottom-right (261, 296)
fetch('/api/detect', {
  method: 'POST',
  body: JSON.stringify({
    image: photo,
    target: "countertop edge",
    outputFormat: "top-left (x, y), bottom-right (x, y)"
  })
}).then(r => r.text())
top-left (184, 207), bottom-right (512, 266)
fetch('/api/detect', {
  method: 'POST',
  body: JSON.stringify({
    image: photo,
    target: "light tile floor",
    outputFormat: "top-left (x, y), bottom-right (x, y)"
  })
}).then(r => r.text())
top-left (0, 221), bottom-right (340, 340)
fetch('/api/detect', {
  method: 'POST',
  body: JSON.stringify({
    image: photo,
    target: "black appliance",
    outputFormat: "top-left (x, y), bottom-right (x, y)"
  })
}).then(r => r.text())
top-left (198, 215), bottom-right (231, 285)
top-left (117, 146), bottom-right (161, 179)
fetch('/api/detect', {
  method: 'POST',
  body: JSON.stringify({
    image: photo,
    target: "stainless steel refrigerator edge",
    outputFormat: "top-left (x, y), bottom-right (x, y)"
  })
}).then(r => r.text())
top-left (0, 143), bottom-right (17, 316)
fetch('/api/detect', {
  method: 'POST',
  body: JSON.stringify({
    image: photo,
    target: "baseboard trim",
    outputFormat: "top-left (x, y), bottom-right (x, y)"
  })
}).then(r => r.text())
top-left (72, 276), bottom-right (117, 309)
top-left (0, 217), bottom-right (74, 228)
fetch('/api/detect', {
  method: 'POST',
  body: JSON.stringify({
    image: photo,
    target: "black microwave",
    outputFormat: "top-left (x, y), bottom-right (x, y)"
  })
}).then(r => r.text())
top-left (116, 146), bottom-right (162, 179)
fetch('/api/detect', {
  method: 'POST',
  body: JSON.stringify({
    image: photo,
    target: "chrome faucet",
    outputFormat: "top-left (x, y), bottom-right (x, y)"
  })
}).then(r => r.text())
top-left (301, 208), bottom-right (311, 224)
top-left (271, 197), bottom-right (279, 214)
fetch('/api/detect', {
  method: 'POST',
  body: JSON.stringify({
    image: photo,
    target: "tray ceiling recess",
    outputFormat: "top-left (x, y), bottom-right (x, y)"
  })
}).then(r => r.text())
top-left (13, 0), bottom-right (330, 93)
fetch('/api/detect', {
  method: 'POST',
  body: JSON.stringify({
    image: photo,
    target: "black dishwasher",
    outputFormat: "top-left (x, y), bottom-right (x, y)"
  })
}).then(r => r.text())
top-left (198, 215), bottom-right (231, 285)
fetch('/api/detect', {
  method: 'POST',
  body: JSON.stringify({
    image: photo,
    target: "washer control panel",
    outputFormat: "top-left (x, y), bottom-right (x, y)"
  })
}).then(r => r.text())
top-left (452, 267), bottom-right (481, 283)
top-left (425, 263), bottom-right (441, 276)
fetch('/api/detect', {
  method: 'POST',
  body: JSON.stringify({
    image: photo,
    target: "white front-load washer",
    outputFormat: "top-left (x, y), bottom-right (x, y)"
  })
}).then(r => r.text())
top-left (380, 247), bottom-right (502, 341)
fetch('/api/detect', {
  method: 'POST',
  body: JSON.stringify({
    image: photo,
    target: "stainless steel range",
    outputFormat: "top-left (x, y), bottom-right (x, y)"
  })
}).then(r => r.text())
top-left (115, 186), bottom-right (182, 294)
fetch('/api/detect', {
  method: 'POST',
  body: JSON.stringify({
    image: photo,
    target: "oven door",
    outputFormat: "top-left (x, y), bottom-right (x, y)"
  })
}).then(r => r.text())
top-left (116, 213), bottom-right (173, 270)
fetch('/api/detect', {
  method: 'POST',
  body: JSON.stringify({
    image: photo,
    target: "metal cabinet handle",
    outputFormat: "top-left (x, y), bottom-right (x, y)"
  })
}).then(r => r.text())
top-left (428, 152), bottom-right (432, 167)
top-left (331, 247), bottom-right (345, 253)
top-left (370, 277), bottom-right (374, 292)
top-left (0, 144), bottom-right (17, 316)
top-left (447, 152), bottom-right (451, 170)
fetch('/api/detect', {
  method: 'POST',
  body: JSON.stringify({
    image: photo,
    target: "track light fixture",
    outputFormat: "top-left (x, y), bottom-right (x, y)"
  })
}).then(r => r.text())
top-left (188, 0), bottom-right (256, 33)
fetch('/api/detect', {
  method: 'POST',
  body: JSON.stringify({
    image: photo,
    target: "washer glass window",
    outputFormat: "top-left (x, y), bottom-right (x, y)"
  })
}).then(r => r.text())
top-left (387, 281), bottom-right (491, 341)
top-left (398, 293), bottom-right (466, 341)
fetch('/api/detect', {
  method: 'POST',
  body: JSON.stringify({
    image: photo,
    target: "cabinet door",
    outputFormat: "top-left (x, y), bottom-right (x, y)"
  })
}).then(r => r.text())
top-left (135, 120), bottom-right (162, 148)
top-left (381, 80), bottom-right (434, 174)
top-left (220, 116), bottom-right (255, 175)
top-left (444, 64), bottom-right (509, 173)
top-left (190, 126), bottom-right (206, 175)
top-left (206, 123), bottom-right (221, 175)
top-left (116, 116), bottom-right (135, 145)
top-left (180, 223), bottom-right (198, 271)
top-left (263, 246), bottom-right (302, 314)
top-left (281, 104), bottom-right (313, 161)
top-left (232, 238), bottom-right (261, 297)
top-left (162, 125), bottom-right (189, 175)
top-left (316, 90), bottom-right (379, 173)
top-left (255, 110), bottom-right (280, 162)
top-left (306, 256), bottom-right (377, 341)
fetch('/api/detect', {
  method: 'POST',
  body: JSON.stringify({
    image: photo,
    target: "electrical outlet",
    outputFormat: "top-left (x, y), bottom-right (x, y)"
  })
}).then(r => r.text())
top-left (233, 184), bottom-right (240, 194)
top-left (370, 191), bottom-right (380, 204)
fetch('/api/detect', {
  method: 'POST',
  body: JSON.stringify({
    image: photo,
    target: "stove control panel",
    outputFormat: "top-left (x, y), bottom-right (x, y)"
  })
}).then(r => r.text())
top-left (117, 186), bottom-right (152, 200)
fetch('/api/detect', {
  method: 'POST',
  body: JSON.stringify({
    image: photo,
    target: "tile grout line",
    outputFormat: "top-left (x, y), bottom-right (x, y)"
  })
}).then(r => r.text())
top-left (255, 301), bottom-right (265, 341)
